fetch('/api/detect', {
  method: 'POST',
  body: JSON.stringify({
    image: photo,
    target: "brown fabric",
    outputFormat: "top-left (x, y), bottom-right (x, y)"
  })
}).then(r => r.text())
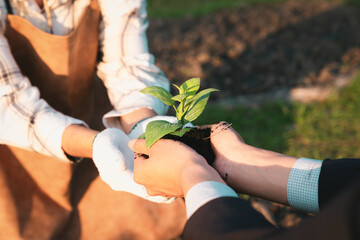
top-left (0, 1), bottom-right (186, 239)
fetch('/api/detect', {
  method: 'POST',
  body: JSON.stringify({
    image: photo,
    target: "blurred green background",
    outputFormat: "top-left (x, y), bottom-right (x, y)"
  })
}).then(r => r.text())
top-left (147, 0), bottom-right (359, 18)
top-left (148, 0), bottom-right (360, 160)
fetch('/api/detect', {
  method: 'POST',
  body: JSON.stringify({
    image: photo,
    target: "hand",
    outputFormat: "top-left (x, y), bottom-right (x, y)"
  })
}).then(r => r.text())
top-left (210, 121), bottom-right (245, 179)
top-left (209, 122), bottom-right (297, 204)
top-left (129, 138), bottom-right (224, 198)
top-left (92, 128), bottom-right (172, 203)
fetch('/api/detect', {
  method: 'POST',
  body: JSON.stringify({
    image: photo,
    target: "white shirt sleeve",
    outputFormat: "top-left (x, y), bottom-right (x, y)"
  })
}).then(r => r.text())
top-left (0, 33), bottom-right (85, 162)
top-left (97, 0), bottom-right (169, 128)
top-left (185, 181), bottom-right (239, 219)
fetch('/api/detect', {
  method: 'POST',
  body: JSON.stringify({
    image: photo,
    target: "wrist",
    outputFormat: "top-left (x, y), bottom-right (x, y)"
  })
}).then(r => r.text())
top-left (180, 159), bottom-right (225, 197)
top-left (61, 124), bottom-right (98, 159)
top-left (212, 141), bottom-right (248, 179)
top-left (120, 108), bottom-right (157, 134)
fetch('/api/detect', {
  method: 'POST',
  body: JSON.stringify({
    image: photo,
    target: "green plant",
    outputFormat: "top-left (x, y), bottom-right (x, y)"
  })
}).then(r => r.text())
top-left (140, 78), bottom-right (218, 148)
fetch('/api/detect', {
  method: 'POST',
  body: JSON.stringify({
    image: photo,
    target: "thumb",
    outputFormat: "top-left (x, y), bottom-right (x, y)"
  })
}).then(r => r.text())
top-left (128, 139), bottom-right (149, 154)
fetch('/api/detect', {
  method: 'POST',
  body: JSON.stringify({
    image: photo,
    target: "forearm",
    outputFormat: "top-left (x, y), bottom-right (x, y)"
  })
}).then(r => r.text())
top-left (182, 161), bottom-right (226, 196)
top-left (61, 124), bottom-right (98, 159)
top-left (214, 143), bottom-right (297, 205)
top-left (120, 108), bottom-right (157, 134)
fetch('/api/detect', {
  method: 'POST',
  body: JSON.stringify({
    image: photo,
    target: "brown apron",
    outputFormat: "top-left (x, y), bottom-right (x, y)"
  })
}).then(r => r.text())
top-left (0, 1), bottom-right (186, 239)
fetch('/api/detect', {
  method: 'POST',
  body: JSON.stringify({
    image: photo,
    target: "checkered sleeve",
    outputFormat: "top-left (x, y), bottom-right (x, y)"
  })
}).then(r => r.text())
top-left (0, 34), bottom-right (85, 162)
top-left (287, 157), bottom-right (323, 213)
top-left (97, 0), bottom-right (169, 128)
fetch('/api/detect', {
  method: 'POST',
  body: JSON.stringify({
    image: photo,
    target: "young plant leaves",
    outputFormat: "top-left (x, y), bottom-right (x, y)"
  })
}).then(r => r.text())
top-left (180, 78), bottom-right (200, 94)
top-left (140, 77), bottom-right (219, 148)
top-left (144, 120), bottom-right (182, 148)
top-left (140, 86), bottom-right (175, 106)
top-left (169, 127), bottom-right (192, 137)
top-left (184, 88), bottom-right (219, 122)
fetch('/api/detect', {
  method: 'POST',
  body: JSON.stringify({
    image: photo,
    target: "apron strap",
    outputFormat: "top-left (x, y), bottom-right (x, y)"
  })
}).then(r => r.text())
top-left (4, 0), bottom-right (13, 15)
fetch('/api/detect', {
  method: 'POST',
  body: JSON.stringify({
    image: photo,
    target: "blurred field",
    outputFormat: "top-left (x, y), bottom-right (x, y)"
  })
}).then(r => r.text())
top-left (195, 72), bottom-right (360, 160)
top-left (147, 0), bottom-right (285, 18)
top-left (148, 0), bottom-right (360, 159)
top-left (147, 0), bottom-right (359, 18)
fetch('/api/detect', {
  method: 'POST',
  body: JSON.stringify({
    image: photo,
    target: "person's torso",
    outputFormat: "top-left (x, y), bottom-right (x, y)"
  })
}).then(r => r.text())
top-left (1, 0), bottom-right (92, 35)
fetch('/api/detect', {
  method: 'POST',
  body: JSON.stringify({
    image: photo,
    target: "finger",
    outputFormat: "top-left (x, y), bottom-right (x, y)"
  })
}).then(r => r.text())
top-left (210, 121), bottom-right (244, 143)
top-left (146, 188), bottom-right (163, 197)
top-left (128, 139), bottom-right (149, 154)
top-left (210, 121), bottom-right (231, 135)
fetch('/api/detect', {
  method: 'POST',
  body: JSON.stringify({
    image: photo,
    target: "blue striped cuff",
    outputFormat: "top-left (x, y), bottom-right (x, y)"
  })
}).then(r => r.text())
top-left (185, 181), bottom-right (238, 219)
top-left (287, 158), bottom-right (323, 213)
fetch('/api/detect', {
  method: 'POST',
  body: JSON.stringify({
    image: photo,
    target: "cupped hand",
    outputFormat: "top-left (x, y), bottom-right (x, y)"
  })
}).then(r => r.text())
top-left (129, 138), bottom-right (223, 198)
top-left (209, 121), bottom-right (245, 178)
top-left (92, 128), bottom-right (172, 203)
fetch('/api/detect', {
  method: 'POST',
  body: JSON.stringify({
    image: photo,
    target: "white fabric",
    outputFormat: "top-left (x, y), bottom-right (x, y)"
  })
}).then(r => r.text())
top-left (0, 0), bottom-right (169, 161)
top-left (185, 181), bottom-right (238, 219)
top-left (92, 128), bottom-right (173, 203)
top-left (287, 157), bottom-right (323, 213)
top-left (128, 115), bottom-right (194, 140)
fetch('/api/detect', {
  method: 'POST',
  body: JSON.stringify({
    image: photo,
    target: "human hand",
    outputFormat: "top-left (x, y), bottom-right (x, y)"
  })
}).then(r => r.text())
top-left (209, 122), bottom-right (245, 178)
top-left (129, 138), bottom-right (224, 198)
top-left (209, 122), bottom-right (297, 204)
top-left (92, 128), bottom-right (172, 203)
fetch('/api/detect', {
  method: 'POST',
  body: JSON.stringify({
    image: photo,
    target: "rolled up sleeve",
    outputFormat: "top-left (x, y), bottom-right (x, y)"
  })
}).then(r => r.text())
top-left (0, 34), bottom-right (85, 162)
top-left (98, 0), bottom-right (169, 128)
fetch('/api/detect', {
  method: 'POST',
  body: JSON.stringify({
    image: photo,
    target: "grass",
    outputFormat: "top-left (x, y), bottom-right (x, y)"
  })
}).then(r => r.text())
top-left (147, 0), bottom-right (360, 19)
top-left (194, 72), bottom-right (360, 160)
top-left (147, 0), bottom-right (285, 18)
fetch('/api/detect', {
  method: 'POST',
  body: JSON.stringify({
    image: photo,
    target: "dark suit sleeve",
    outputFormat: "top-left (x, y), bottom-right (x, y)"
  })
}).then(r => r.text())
top-left (183, 158), bottom-right (360, 240)
top-left (183, 179), bottom-right (360, 240)
top-left (318, 158), bottom-right (360, 209)
top-left (183, 197), bottom-right (277, 240)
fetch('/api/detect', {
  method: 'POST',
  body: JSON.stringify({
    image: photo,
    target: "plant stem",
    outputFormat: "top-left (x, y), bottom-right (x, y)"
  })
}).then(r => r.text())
top-left (173, 105), bottom-right (181, 121)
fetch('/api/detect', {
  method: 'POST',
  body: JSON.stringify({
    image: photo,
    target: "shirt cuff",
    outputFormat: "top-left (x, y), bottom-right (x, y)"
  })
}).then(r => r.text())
top-left (33, 110), bottom-right (87, 162)
top-left (185, 181), bottom-right (238, 219)
top-left (102, 93), bottom-right (169, 129)
top-left (287, 157), bottom-right (323, 213)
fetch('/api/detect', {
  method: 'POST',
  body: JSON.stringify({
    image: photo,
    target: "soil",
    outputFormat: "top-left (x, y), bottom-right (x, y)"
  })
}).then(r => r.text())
top-left (148, 0), bottom-right (360, 104)
top-left (164, 127), bottom-right (215, 165)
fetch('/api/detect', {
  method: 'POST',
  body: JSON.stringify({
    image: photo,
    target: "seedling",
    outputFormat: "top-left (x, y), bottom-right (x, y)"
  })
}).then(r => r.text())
top-left (140, 78), bottom-right (219, 148)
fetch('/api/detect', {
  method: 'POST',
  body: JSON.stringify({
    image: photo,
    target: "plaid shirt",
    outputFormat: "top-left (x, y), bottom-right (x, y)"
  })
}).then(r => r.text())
top-left (0, 0), bottom-right (169, 161)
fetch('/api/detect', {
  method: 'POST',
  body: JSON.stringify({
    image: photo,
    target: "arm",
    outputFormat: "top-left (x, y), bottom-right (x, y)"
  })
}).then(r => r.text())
top-left (211, 122), bottom-right (297, 205)
top-left (210, 122), bottom-right (360, 212)
top-left (0, 32), bottom-right (86, 161)
top-left (98, 0), bottom-right (169, 133)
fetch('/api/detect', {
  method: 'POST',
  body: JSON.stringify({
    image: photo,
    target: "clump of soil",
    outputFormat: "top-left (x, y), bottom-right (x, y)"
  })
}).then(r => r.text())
top-left (164, 127), bottom-right (215, 165)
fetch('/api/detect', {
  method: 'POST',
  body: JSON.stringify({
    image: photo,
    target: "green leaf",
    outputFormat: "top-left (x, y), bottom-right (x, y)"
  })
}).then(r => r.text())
top-left (145, 120), bottom-right (182, 148)
top-left (140, 86), bottom-right (175, 106)
top-left (172, 94), bottom-right (187, 102)
top-left (172, 83), bottom-right (182, 93)
top-left (169, 127), bottom-right (192, 137)
top-left (184, 88), bottom-right (219, 122)
top-left (180, 78), bottom-right (200, 94)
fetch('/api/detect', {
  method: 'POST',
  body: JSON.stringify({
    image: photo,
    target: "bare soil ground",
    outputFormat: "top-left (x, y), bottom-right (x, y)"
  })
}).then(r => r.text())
top-left (148, 0), bottom-right (360, 104)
